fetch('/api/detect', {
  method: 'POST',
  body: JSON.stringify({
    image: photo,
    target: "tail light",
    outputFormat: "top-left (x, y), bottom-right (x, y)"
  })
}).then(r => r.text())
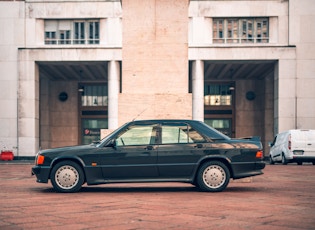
top-left (256, 150), bottom-right (264, 159)
top-left (288, 134), bottom-right (291, 150)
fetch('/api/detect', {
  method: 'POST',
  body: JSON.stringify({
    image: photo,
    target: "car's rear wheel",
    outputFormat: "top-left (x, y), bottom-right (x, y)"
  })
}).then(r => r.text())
top-left (50, 161), bottom-right (84, 193)
top-left (197, 161), bottom-right (230, 192)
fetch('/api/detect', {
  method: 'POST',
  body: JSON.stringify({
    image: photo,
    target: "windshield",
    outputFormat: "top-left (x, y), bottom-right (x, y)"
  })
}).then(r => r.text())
top-left (96, 122), bottom-right (130, 147)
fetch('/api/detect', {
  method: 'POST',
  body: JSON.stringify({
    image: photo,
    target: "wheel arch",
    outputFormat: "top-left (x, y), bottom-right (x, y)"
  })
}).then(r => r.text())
top-left (50, 157), bottom-right (86, 183)
top-left (193, 157), bottom-right (233, 183)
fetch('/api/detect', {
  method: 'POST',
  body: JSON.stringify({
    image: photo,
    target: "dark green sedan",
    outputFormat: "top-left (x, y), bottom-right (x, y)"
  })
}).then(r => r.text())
top-left (32, 119), bottom-right (265, 193)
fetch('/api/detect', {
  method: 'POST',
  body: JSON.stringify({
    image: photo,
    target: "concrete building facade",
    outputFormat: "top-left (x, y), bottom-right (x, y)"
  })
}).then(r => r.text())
top-left (0, 0), bottom-right (314, 158)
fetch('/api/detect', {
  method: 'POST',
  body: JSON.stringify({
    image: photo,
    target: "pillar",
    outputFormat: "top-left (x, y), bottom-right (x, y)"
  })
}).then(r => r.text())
top-left (108, 60), bottom-right (120, 129)
top-left (192, 60), bottom-right (204, 121)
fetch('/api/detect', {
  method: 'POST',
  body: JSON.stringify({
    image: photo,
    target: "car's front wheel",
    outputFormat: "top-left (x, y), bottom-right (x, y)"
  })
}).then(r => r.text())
top-left (50, 161), bottom-right (84, 193)
top-left (197, 161), bottom-right (230, 192)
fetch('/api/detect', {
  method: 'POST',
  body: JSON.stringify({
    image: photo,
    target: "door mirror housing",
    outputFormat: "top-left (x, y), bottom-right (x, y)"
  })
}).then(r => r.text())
top-left (106, 139), bottom-right (117, 148)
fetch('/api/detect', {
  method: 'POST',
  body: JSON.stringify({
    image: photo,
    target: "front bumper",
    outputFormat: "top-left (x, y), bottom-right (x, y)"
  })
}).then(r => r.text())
top-left (32, 166), bottom-right (51, 183)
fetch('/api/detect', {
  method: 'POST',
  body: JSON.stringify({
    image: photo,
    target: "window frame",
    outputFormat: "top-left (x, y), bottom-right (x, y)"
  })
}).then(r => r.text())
top-left (115, 124), bottom-right (158, 146)
top-left (160, 123), bottom-right (206, 144)
top-left (213, 17), bottom-right (269, 44)
top-left (44, 19), bottom-right (100, 45)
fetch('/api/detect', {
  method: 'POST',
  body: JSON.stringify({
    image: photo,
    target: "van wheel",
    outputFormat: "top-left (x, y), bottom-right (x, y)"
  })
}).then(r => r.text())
top-left (269, 155), bottom-right (275, 165)
top-left (281, 154), bottom-right (288, 165)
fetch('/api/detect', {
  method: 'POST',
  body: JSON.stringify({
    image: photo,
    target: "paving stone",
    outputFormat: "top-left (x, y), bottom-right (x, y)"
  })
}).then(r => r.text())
top-left (0, 163), bottom-right (314, 229)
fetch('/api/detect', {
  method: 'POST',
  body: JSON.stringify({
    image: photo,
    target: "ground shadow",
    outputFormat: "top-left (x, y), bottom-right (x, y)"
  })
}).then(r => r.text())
top-left (31, 183), bottom-right (263, 194)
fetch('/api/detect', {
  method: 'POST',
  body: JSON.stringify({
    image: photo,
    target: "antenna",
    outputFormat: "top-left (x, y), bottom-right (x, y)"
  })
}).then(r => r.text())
top-left (132, 107), bottom-right (149, 121)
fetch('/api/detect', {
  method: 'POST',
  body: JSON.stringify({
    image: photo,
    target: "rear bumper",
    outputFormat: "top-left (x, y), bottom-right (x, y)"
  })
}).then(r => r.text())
top-left (256, 161), bottom-right (266, 170)
top-left (291, 156), bottom-right (315, 162)
top-left (32, 166), bottom-right (51, 183)
top-left (231, 161), bottom-right (266, 179)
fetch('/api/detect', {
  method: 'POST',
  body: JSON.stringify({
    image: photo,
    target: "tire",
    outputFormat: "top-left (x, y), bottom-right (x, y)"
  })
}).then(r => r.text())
top-left (50, 161), bottom-right (84, 193)
top-left (281, 154), bottom-right (288, 165)
top-left (269, 155), bottom-right (275, 165)
top-left (197, 161), bottom-right (230, 192)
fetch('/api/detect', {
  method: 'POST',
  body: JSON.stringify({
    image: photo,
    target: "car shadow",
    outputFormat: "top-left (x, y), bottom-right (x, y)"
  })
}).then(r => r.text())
top-left (31, 184), bottom-right (262, 194)
top-left (80, 185), bottom-right (199, 193)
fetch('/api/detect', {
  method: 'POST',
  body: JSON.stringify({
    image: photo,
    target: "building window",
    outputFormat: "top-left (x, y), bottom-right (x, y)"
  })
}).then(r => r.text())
top-left (213, 18), bottom-right (269, 44)
top-left (81, 85), bottom-right (108, 107)
top-left (45, 31), bottom-right (57, 44)
top-left (89, 21), bottom-right (100, 44)
top-left (74, 22), bottom-right (85, 44)
top-left (204, 84), bottom-right (232, 106)
top-left (45, 20), bottom-right (100, 45)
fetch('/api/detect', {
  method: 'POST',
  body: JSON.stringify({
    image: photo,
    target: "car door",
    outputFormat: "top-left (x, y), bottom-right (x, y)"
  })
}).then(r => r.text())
top-left (157, 122), bottom-right (207, 178)
top-left (99, 123), bottom-right (159, 180)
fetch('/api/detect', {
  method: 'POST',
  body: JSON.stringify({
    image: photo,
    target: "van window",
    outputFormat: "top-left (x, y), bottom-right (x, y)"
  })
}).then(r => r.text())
top-left (271, 136), bottom-right (277, 146)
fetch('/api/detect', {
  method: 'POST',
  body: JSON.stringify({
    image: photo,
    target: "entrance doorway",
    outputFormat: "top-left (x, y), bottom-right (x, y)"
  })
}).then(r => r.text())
top-left (38, 61), bottom-right (109, 148)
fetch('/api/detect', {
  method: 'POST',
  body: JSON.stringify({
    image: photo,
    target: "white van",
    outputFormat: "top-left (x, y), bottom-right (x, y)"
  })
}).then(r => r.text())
top-left (269, 129), bottom-right (315, 165)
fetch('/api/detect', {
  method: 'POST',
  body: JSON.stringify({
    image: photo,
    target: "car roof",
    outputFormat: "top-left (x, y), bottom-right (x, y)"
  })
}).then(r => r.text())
top-left (129, 119), bottom-right (200, 124)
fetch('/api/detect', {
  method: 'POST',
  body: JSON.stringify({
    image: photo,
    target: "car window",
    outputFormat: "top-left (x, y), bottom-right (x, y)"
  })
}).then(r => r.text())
top-left (161, 123), bottom-right (206, 144)
top-left (116, 125), bottom-right (156, 146)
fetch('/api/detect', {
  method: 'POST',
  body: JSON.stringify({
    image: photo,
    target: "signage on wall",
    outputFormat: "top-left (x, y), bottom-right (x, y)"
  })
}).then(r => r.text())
top-left (84, 129), bottom-right (100, 136)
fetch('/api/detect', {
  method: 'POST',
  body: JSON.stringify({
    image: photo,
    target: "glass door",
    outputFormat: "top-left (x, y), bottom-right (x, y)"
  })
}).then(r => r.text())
top-left (81, 119), bottom-right (108, 145)
top-left (79, 84), bottom-right (108, 144)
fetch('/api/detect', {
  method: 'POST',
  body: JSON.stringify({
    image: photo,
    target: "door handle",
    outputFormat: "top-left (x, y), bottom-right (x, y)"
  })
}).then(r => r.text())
top-left (145, 146), bottom-right (154, 150)
top-left (194, 144), bottom-right (203, 148)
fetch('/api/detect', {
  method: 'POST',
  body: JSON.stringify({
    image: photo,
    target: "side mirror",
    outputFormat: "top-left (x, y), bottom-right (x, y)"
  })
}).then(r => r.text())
top-left (268, 142), bottom-right (273, 147)
top-left (106, 139), bottom-right (117, 148)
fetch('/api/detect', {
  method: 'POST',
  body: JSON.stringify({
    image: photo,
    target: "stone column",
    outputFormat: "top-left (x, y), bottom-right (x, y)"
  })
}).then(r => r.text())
top-left (108, 60), bottom-right (120, 129)
top-left (192, 60), bottom-right (204, 121)
top-left (18, 57), bottom-right (40, 157)
top-left (274, 59), bottom-right (297, 133)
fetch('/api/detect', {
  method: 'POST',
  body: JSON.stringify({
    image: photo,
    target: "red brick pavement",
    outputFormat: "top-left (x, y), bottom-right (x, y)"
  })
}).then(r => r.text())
top-left (0, 162), bottom-right (314, 229)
